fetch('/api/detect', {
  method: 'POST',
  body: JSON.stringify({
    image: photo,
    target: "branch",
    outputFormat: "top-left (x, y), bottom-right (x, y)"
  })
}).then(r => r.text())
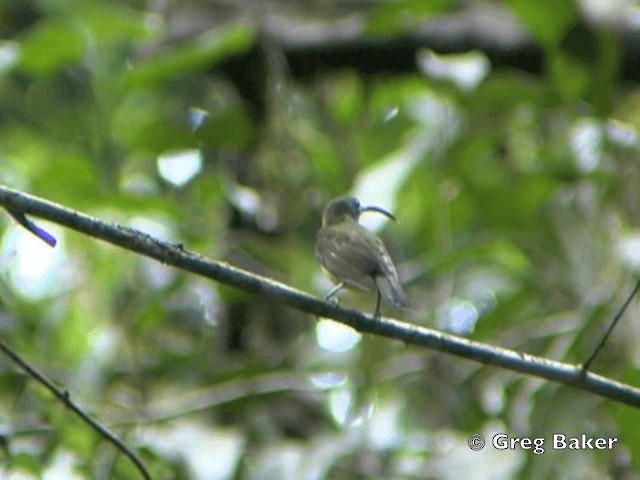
top-left (0, 339), bottom-right (151, 480)
top-left (5, 208), bottom-right (56, 247)
top-left (2, 185), bottom-right (640, 410)
top-left (111, 371), bottom-right (325, 427)
top-left (582, 278), bottom-right (640, 371)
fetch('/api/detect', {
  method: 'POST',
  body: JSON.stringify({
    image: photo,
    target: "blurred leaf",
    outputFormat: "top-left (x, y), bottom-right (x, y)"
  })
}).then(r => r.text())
top-left (506, 0), bottom-right (578, 48)
top-left (429, 239), bottom-right (532, 279)
top-left (119, 25), bottom-right (256, 88)
top-left (74, 3), bottom-right (153, 42)
top-left (558, 24), bottom-right (620, 114)
top-left (294, 118), bottom-right (346, 190)
top-left (18, 20), bottom-right (84, 75)
top-left (136, 297), bottom-right (169, 334)
top-left (323, 72), bottom-right (365, 127)
top-left (611, 373), bottom-right (640, 473)
top-left (52, 303), bottom-right (93, 365)
top-left (60, 418), bottom-right (96, 458)
top-left (358, 77), bottom-right (437, 164)
top-left (7, 451), bottom-right (41, 475)
top-left (549, 53), bottom-right (591, 102)
top-left (470, 73), bottom-right (550, 110)
top-left (366, 0), bottom-right (453, 36)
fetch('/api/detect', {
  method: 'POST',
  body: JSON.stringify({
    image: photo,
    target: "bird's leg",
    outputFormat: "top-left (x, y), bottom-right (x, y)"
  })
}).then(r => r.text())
top-left (325, 282), bottom-right (344, 305)
top-left (373, 290), bottom-right (381, 320)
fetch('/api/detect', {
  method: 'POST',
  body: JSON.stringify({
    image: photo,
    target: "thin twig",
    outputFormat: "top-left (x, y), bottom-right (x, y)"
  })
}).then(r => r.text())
top-left (582, 277), bottom-right (640, 371)
top-left (0, 340), bottom-right (151, 480)
top-left (1, 185), bottom-right (640, 409)
top-left (5, 208), bottom-right (56, 246)
top-left (112, 371), bottom-right (324, 427)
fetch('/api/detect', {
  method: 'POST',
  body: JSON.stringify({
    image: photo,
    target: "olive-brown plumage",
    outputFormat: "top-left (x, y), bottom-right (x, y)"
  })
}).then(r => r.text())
top-left (315, 196), bottom-right (408, 318)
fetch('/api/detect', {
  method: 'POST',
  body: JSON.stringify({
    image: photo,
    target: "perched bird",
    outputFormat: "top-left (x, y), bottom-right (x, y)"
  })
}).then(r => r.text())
top-left (315, 196), bottom-right (408, 318)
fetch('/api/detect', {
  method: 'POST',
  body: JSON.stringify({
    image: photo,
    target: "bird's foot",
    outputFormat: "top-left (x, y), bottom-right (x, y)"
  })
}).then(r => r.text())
top-left (324, 282), bottom-right (344, 306)
top-left (372, 292), bottom-right (382, 320)
top-left (325, 293), bottom-right (340, 307)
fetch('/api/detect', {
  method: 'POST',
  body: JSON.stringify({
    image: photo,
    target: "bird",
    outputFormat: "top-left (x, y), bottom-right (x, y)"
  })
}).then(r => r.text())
top-left (315, 196), bottom-right (408, 318)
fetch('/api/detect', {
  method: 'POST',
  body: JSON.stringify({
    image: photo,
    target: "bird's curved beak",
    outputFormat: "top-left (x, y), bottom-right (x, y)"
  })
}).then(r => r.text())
top-left (361, 205), bottom-right (396, 221)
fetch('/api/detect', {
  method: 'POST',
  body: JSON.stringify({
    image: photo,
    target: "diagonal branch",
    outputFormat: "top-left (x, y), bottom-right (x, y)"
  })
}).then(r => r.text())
top-left (582, 278), bottom-right (640, 371)
top-left (1, 184), bottom-right (640, 409)
top-left (0, 339), bottom-right (151, 480)
top-left (5, 207), bottom-right (57, 247)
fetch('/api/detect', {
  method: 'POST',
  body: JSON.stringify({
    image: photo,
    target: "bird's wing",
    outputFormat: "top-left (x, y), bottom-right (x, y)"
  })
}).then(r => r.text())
top-left (375, 273), bottom-right (409, 307)
top-left (315, 225), bottom-right (380, 291)
top-left (316, 224), bottom-right (409, 307)
top-left (365, 234), bottom-right (409, 307)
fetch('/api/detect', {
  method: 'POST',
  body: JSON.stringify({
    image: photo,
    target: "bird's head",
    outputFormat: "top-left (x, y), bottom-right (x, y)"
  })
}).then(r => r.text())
top-left (321, 196), bottom-right (395, 227)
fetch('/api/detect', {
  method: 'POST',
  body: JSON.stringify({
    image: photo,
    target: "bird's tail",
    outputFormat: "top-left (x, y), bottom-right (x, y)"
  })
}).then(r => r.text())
top-left (375, 274), bottom-right (409, 308)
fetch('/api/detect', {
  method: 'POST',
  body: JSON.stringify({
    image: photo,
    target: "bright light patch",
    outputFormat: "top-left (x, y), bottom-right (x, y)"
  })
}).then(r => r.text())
top-left (141, 421), bottom-right (244, 480)
top-left (157, 149), bottom-right (202, 187)
top-left (88, 328), bottom-right (120, 365)
top-left (229, 184), bottom-right (261, 215)
top-left (430, 427), bottom-right (524, 479)
top-left (130, 216), bottom-right (175, 242)
top-left (437, 299), bottom-right (479, 335)
top-left (482, 379), bottom-right (505, 416)
top-left (570, 119), bottom-right (602, 172)
top-left (143, 12), bottom-right (164, 34)
top-left (1, 225), bottom-right (66, 300)
top-left (120, 174), bottom-right (159, 196)
top-left (43, 450), bottom-right (83, 480)
top-left (417, 49), bottom-right (490, 91)
top-left (309, 372), bottom-right (348, 389)
top-left (369, 400), bottom-right (402, 449)
top-left (353, 94), bottom-right (459, 232)
top-left (188, 107), bottom-right (210, 131)
top-left (353, 151), bottom-right (420, 232)
top-left (0, 41), bottom-right (19, 73)
top-left (191, 280), bottom-right (221, 327)
top-left (618, 233), bottom-right (640, 269)
top-left (140, 258), bottom-right (175, 290)
top-left (383, 107), bottom-right (399, 123)
top-left (607, 120), bottom-right (638, 147)
top-left (316, 318), bottom-right (361, 352)
top-left (328, 388), bottom-right (352, 425)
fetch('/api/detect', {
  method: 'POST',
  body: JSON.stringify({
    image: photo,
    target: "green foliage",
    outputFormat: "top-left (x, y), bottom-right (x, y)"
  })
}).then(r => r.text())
top-left (0, 0), bottom-right (639, 478)
top-left (506, 0), bottom-right (578, 48)
top-left (18, 21), bottom-right (85, 76)
top-left (119, 26), bottom-right (255, 89)
top-left (367, 0), bottom-right (454, 36)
